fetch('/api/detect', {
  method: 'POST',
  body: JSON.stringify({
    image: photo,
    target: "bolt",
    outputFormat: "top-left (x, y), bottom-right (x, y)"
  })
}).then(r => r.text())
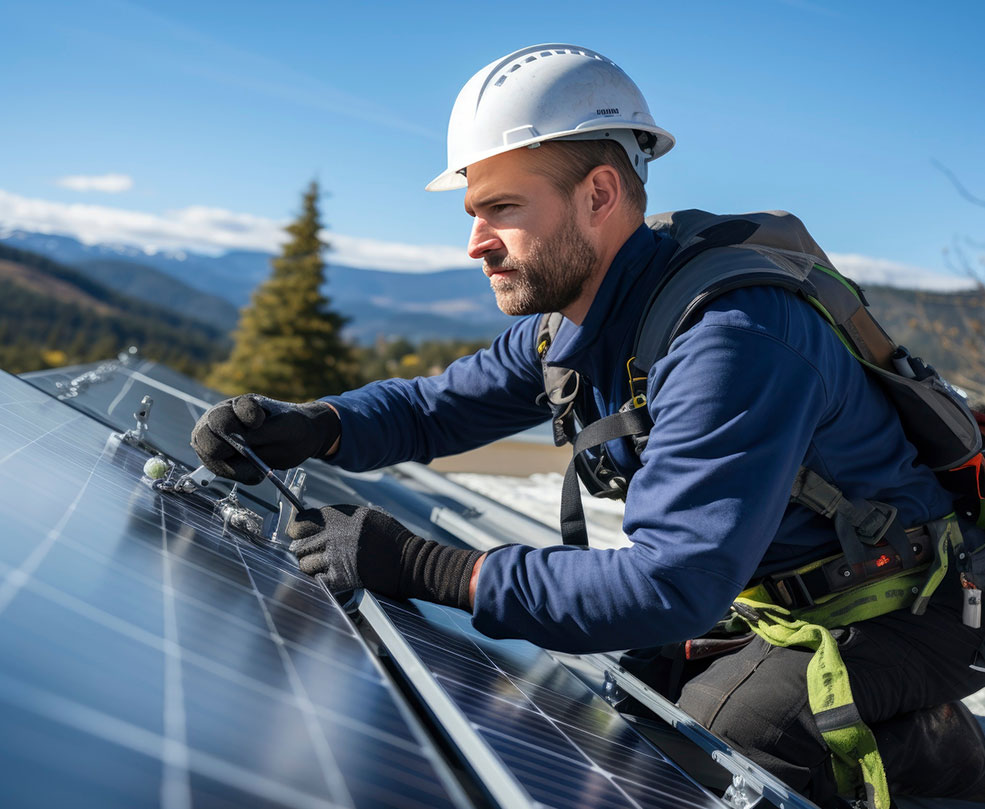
top-left (840, 566), bottom-right (852, 578)
top-left (912, 586), bottom-right (919, 595)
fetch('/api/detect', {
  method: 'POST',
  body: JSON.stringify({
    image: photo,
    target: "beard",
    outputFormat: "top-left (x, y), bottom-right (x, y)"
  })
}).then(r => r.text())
top-left (484, 217), bottom-right (598, 316)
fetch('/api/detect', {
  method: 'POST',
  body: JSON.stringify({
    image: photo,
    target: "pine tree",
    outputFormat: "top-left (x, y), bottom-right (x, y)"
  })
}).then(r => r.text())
top-left (207, 181), bottom-right (360, 400)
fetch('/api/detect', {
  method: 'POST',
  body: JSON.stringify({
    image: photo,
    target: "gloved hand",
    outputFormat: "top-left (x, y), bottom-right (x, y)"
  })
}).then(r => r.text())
top-left (191, 394), bottom-right (341, 484)
top-left (287, 504), bottom-right (482, 611)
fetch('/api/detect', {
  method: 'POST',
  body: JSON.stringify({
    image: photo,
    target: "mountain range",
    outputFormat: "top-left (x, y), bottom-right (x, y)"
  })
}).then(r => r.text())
top-left (3, 228), bottom-right (985, 404)
top-left (0, 230), bottom-right (512, 343)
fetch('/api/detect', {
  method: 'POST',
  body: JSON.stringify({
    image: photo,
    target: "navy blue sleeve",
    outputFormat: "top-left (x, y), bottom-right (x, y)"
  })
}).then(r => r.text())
top-left (323, 316), bottom-right (549, 471)
top-left (471, 305), bottom-right (829, 653)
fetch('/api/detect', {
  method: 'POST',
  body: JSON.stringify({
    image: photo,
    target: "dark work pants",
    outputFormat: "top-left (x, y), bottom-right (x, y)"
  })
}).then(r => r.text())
top-left (670, 565), bottom-right (985, 802)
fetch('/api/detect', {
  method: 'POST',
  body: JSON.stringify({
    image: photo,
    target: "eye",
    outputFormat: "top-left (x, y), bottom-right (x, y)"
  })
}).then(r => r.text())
top-left (490, 203), bottom-right (515, 213)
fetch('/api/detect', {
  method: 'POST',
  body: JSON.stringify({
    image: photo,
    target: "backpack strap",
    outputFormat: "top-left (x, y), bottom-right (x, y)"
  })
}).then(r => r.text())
top-left (541, 209), bottom-right (981, 548)
top-left (559, 407), bottom-right (653, 545)
top-left (537, 312), bottom-right (579, 447)
top-left (638, 213), bottom-right (980, 471)
top-left (790, 466), bottom-right (915, 571)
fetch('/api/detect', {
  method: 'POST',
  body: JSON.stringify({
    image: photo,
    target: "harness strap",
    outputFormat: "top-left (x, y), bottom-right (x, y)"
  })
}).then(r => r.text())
top-left (733, 515), bottom-right (962, 808)
top-left (537, 312), bottom-right (580, 447)
top-left (791, 467), bottom-right (915, 570)
top-left (560, 407), bottom-right (653, 545)
top-left (732, 596), bottom-right (891, 809)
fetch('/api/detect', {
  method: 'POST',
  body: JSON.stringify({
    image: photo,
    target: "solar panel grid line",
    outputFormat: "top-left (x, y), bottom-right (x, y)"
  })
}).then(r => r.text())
top-left (480, 731), bottom-right (638, 809)
top-left (378, 606), bottom-right (647, 809)
top-left (0, 557), bottom-right (172, 653)
top-left (468, 645), bottom-right (724, 809)
top-left (17, 532), bottom-right (442, 800)
top-left (358, 591), bottom-right (539, 809)
top-left (0, 371), bottom-right (473, 808)
top-left (0, 671), bottom-right (348, 809)
top-left (122, 366), bottom-right (215, 410)
top-left (434, 671), bottom-right (687, 798)
top-left (158, 502), bottom-right (193, 809)
top-left (430, 650), bottom-right (655, 809)
top-left (0, 423), bottom-right (115, 617)
top-left (0, 410), bottom-right (84, 466)
top-left (148, 458), bottom-right (470, 805)
top-left (105, 361), bottom-right (149, 416)
top-left (2, 551), bottom-right (428, 762)
top-left (183, 398), bottom-right (205, 423)
top-left (0, 515), bottom-right (345, 801)
top-left (371, 596), bottom-right (728, 809)
top-left (230, 540), bottom-right (358, 808)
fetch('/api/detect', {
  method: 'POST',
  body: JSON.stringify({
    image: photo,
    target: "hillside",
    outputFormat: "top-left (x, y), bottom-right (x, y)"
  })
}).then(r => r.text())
top-left (75, 257), bottom-right (240, 331)
top-left (0, 243), bottom-right (229, 377)
top-left (4, 229), bottom-right (985, 400)
top-left (0, 230), bottom-right (510, 343)
top-left (864, 284), bottom-right (985, 402)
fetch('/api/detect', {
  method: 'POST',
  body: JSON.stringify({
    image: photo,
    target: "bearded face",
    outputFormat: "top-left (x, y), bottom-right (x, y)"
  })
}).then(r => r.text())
top-left (484, 215), bottom-right (599, 316)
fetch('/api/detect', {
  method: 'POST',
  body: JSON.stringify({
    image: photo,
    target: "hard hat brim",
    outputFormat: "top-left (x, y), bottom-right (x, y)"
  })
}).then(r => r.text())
top-left (425, 123), bottom-right (675, 192)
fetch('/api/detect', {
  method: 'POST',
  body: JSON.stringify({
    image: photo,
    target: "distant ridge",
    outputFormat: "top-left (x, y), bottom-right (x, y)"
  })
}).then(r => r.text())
top-left (0, 242), bottom-right (228, 376)
top-left (3, 230), bottom-right (982, 377)
top-left (0, 229), bottom-right (514, 343)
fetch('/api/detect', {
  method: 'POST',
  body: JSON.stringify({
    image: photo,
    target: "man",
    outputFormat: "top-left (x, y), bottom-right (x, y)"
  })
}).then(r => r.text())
top-left (192, 45), bottom-right (985, 804)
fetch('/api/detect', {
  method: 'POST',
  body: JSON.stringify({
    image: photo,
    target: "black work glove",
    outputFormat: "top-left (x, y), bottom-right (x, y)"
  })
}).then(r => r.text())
top-left (287, 504), bottom-right (482, 611)
top-left (190, 394), bottom-right (341, 484)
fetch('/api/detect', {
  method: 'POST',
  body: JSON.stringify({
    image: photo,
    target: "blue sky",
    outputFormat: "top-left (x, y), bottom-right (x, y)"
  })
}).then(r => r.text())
top-left (1, 0), bottom-right (983, 283)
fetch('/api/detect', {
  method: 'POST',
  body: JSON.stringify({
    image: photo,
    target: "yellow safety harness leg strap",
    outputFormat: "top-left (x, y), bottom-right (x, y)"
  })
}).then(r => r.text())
top-left (731, 597), bottom-right (890, 808)
top-left (731, 515), bottom-right (961, 808)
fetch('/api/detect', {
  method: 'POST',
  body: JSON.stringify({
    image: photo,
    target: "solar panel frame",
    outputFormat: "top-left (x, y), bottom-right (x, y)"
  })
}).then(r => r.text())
top-left (359, 592), bottom-right (732, 809)
top-left (583, 654), bottom-right (822, 809)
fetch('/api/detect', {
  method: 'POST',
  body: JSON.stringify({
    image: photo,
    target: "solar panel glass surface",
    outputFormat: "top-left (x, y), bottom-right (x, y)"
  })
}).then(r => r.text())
top-left (366, 595), bottom-right (728, 809)
top-left (0, 371), bottom-right (467, 809)
top-left (21, 359), bottom-right (487, 550)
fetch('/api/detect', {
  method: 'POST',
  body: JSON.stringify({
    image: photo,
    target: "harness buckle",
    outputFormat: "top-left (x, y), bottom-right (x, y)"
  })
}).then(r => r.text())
top-left (764, 570), bottom-right (816, 609)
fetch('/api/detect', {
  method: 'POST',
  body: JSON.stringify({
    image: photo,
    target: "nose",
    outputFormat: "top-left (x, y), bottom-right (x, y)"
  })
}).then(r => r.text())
top-left (467, 218), bottom-right (504, 260)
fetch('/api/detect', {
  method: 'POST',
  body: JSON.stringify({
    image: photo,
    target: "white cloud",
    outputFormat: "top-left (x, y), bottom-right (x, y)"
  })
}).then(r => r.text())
top-left (0, 189), bottom-right (477, 272)
top-left (829, 253), bottom-right (976, 292)
top-left (55, 173), bottom-right (134, 193)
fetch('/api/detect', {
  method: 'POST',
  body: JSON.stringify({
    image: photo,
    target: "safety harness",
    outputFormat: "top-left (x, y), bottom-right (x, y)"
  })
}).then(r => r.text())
top-left (538, 210), bottom-right (985, 807)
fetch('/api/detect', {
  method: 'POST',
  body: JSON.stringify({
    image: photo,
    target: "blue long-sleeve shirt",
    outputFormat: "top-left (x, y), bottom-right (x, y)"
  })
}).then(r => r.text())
top-left (325, 223), bottom-right (953, 653)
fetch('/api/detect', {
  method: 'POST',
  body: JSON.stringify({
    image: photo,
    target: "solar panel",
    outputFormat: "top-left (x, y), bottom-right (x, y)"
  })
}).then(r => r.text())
top-left (360, 593), bottom-right (730, 809)
top-left (21, 357), bottom-right (530, 552)
top-left (10, 357), bottom-right (824, 808)
top-left (0, 370), bottom-right (469, 808)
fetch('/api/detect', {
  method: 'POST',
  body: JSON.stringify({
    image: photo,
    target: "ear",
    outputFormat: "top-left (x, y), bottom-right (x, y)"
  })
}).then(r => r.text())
top-left (582, 164), bottom-right (622, 226)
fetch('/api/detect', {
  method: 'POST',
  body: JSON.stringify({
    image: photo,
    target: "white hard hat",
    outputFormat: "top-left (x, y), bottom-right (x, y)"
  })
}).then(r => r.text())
top-left (426, 44), bottom-right (675, 192)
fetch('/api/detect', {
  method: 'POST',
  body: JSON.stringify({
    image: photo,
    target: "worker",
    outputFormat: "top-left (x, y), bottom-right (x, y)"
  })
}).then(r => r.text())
top-left (192, 44), bottom-right (985, 805)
